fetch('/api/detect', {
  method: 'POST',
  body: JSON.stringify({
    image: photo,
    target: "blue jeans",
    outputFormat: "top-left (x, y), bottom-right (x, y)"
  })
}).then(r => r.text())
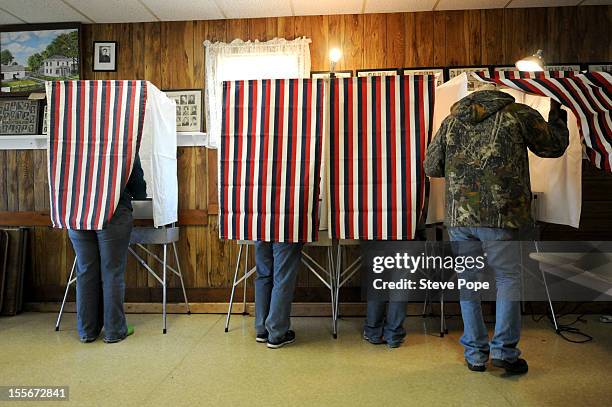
top-left (68, 205), bottom-right (133, 342)
top-left (448, 227), bottom-right (522, 365)
top-left (364, 301), bottom-right (407, 345)
top-left (254, 242), bottom-right (303, 342)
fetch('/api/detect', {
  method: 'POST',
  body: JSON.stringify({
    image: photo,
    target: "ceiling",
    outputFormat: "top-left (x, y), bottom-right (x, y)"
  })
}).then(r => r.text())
top-left (0, 0), bottom-right (609, 24)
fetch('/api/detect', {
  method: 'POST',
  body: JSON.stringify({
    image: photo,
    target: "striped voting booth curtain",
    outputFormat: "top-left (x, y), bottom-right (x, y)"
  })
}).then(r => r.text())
top-left (47, 80), bottom-right (148, 230)
top-left (475, 71), bottom-right (612, 172)
top-left (219, 79), bottom-right (325, 242)
top-left (328, 75), bottom-right (436, 240)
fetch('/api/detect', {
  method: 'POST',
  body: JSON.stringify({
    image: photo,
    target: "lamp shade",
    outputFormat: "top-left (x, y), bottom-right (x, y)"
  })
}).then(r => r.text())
top-left (516, 50), bottom-right (545, 72)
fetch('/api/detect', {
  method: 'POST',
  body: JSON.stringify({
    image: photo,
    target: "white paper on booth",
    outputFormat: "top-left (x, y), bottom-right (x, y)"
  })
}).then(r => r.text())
top-left (524, 95), bottom-right (582, 228)
top-left (425, 75), bottom-right (582, 228)
top-left (140, 83), bottom-right (179, 227)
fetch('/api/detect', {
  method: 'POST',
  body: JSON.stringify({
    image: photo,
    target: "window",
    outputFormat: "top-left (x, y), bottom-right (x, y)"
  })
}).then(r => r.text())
top-left (203, 37), bottom-right (311, 148)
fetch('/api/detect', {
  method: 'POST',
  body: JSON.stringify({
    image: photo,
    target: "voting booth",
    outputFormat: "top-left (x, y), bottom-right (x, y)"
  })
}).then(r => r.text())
top-left (219, 76), bottom-right (437, 336)
top-left (47, 80), bottom-right (187, 334)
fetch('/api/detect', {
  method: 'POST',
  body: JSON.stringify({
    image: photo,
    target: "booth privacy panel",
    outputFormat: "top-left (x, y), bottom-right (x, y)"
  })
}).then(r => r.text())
top-left (46, 80), bottom-right (147, 230)
top-left (139, 83), bottom-right (178, 227)
top-left (46, 80), bottom-right (178, 230)
top-left (428, 74), bottom-right (584, 229)
top-left (475, 71), bottom-right (612, 173)
top-left (218, 79), bottom-right (325, 242)
top-left (327, 75), bottom-right (436, 240)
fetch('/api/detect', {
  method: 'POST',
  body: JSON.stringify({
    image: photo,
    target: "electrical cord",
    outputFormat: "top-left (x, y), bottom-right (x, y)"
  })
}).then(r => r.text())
top-left (531, 242), bottom-right (593, 343)
top-left (528, 301), bottom-right (593, 343)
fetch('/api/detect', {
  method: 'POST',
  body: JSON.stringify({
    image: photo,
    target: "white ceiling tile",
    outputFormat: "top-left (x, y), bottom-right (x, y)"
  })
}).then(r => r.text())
top-left (64, 0), bottom-right (156, 23)
top-left (364, 0), bottom-right (437, 13)
top-left (0, 8), bottom-right (25, 24)
top-left (142, 0), bottom-right (224, 21)
top-left (507, 0), bottom-right (581, 7)
top-left (436, 0), bottom-right (508, 11)
top-left (220, 0), bottom-right (292, 18)
top-left (293, 0), bottom-right (363, 16)
top-left (1, 0), bottom-right (88, 23)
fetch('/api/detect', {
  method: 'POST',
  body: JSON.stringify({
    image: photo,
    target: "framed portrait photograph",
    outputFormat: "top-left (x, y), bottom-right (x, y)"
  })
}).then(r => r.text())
top-left (93, 41), bottom-right (117, 72)
top-left (546, 64), bottom-right (581, 73)
top-left (164, 89), bottom-right (202, 132)
top-left (41, 104), bottom-right (48, 135)
top-left (492, 66), bottom-right (519, 74)
top-left (402, 67), bottom-right (446, 87)
top-left (1, 22), bottom-right (81, 96)
top-left (356, 68), bottom-right (399, 77)
top-left (587, 64), bottom-right (612, 73)
top-left (0, 98), bottom-right (40, 135)
top-left (311, 70), bottom-right (352, 79)
top-left (448, 66), bottom-right (490, 91)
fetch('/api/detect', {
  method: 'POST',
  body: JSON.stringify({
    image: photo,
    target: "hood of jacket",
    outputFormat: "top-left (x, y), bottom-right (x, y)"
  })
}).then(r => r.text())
top-left (450, 90), bottom-right (515, 125)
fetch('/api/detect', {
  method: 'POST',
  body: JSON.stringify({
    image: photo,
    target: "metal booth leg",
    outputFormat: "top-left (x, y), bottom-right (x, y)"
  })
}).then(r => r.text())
top-left (225, 244), bottom-right (244, 332)
top-left (242, 244), bottom-right (249, 315)
top-left (172, 242), bottom-right (191, 314)
top-left (333, 243), bottom-right (342, 339)
top-left (327, 245), bottom-right (337, 338)
top-left (439, 292), bottom-right (448, 337)
top-left (55, 258), bottom-right (77, 331)
top-left (535, 242), bottom-right (559, 333)
top-left (162, 244), bottom-right (167, 334)
top-left (541, 267), bottom-right (560, 333)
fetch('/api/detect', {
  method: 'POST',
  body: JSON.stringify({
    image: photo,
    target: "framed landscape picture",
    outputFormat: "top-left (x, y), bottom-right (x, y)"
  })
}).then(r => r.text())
top-left (164, 89), bottom-right (202, 132)
top-left (402, 67), bottom-right (446, 87)
top-left (0, 98), bottom-right (40, 135)
top-left (0, 23), bottom-right (81, 95)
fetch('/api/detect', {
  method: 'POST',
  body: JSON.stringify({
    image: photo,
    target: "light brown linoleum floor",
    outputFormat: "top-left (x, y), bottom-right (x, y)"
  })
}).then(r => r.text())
top-left (0, 312), bottom-right (610, 407)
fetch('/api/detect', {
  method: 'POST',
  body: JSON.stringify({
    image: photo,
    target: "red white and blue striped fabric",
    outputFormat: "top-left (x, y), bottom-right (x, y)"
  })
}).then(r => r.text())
top-left (328, 75), bottom-right (436, 240)
top-left (474, 71), bottom-right (612, 172)
top-left (219, 79), bottom-right (324, 242)
top-left (47, 80), bottom-right (147, 230)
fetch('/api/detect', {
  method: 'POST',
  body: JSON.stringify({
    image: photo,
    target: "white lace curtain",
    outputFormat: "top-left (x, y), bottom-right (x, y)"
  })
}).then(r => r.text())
top-left (203, 37), bottom-right (311, 149)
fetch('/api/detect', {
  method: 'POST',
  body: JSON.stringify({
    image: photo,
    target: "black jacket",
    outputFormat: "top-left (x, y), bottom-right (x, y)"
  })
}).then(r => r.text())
top-left (119, 155), bottom-right (147, 210)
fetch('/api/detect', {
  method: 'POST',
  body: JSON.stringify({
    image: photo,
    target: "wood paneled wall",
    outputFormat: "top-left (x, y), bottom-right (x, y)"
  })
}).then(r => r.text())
top-left (1, 6), bottom-right (611, 304)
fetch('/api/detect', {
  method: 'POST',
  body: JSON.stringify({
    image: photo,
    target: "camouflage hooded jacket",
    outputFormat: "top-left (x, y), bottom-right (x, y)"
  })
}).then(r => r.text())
top-left (424, 90), bottom-right (569, 229)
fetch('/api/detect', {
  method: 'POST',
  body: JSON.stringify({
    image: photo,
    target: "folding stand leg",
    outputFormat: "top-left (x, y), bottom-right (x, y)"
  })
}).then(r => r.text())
top-left (225, 244), bottom-right (244, 332)
top-left (327, 245), bottom-right (337, 338)
top-left (162, 244), bottom-right (167, 334)
top-left (242, 244), bottom-right (249, 315)
top-left (535, 242), bottom-right (559, 333)
top-left (541, 267), bottom-right (559, 333)
top-left (439, 257), bottom-right (448, 337)
top-left (55, 258), bottom-right (77, 331)
top-left (439, 292), bottom-right (448, 337)
top-left (422, 288), bottom-right (429, 318)
top-left (333, 243), bottom-right (342, 339)
top-left (172, 242), bottom-right (191, 314)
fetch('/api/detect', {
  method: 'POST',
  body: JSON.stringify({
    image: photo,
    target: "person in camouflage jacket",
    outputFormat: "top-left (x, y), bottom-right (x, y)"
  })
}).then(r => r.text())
top-left (424, 89), bottom-right (569, 229)
top-left (424, 89), bottom-right (569, 374)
